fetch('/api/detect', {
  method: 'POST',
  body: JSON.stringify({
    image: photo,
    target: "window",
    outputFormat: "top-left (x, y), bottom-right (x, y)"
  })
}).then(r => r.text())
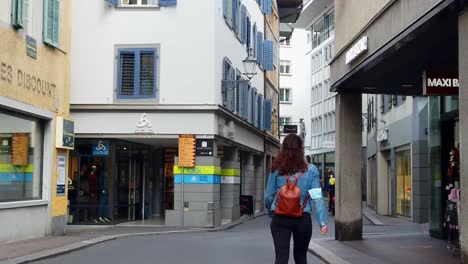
top-left (396, 150), bottom-right (412, 217)
top-left (279, 117), bottom-right (291, 134)
top-left (117, 48), bottom-right (157, 99)
top-left (279, 88), bottom-right (291, 103)
top-left (311, 10), bottom-right (335, 50)
top-left (120, 0), bottom-right (158, 6)
top-left (280, 60), bottom-right (291, 75)
top-left (306, 26), bottom-right (312, 52)
top-left (43, 0), bottom-right (60, 48)
top-left (222, 58), bottom-right (235, 108)
top-left (11, 0), bottom-right (28, 29)
top-left (280, 37), bottom-right (291, 47)
top-left (0, 110), bottom-right (43, 203)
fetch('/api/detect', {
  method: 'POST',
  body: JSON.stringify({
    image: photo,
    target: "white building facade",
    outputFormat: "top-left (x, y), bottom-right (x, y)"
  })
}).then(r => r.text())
top-left (293, 0), bottom-right (336, 177)
top-left (278, 30), bottom-right (307, 143)
top-left (69, 0), bottom-right (279, 227)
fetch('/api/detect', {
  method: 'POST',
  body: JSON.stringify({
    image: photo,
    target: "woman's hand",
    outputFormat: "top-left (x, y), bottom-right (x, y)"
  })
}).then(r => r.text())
top-left (320, 226), bottom-right (328, 235)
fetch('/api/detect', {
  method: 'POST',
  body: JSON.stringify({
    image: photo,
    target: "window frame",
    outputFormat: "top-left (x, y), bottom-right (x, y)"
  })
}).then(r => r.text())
top-left (279, 37), bottom-right (291, 47)
top-left (279, 88), bottom-right (292, 103)
top-left (118, 0), bottom-right (159, 7)
top-left (116, 48), bottom-right (158, 100)
top-left (0, 108), bottom-right (44, 203)
top-left (280, 60), bottom-right (291, 75)
top-left (279, 117), bottom-right (291, 135)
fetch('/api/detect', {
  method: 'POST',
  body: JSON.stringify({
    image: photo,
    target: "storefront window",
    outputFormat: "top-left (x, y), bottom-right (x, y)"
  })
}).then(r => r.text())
top-left (164, 149), bottom-right (176, 210)
top-left (68, 141), bottom-right (113, 224)
top-left (396, 149), bottom-right (412, 217)
top-left (443, 96), bottom-right (459, 114)
top-left (312, 154), bottom-right (324, 178)
top-left (0, 110), bottom-right (43, 202)
top-left (324, 152), bottom-right (335, 178)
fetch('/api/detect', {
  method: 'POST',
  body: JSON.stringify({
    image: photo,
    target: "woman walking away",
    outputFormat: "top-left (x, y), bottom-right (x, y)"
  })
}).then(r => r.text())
top-left (265, 134), bottom-right (328, 264)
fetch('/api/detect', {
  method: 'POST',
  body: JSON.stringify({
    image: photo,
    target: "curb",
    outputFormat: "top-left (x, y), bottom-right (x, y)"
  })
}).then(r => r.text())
top-left (308, 241), bottom-right (351, 264)
top-left (362, 209), bottom-right (384, 226)
top-left (210, 212), bottom-right (267, 232)
top-left (0, 212), bottom-right (266, 264)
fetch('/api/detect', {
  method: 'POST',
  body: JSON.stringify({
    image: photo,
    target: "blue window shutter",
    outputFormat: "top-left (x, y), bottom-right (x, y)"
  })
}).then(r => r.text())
top-left (252, 24), bottom-right (257, 57)
top-left (222, 59), bottom-right (229, 106)
top-left (264, 99), bottom-right (272, 131)
top-left (257, 96), bottom-right (263, 129)
top-left (154, 49), bottom-right (158, 97)
top-left (246, 16), bottom-right (251, 50)
top-left (232, 0), bottom-right (238, 33)
top-left (43, 0), bottom-right (59, 48)
top-left (257, 32), bottom-right (263, 68)
top-left (256, 95), bottom-right (260, 128)
top-left (263, 40), bottom-right (273, 71)
top-left (230, 69), bottom-right (236, 111)
top-left (263, 0), bottom-right (272, 15)
top-left (43, 0), bottom-right (52, 45)
top-left (52, 0), bottom-right (60, 46)
top-left (139, 50), bottom-right (157, 97)
top-left (223, 0), bottom-right (228, 18)
top-left (241, 6), bottom-right (247, 44)
top-left (159, 0), bottom-right (177, 6)
top-left (245, 84), bottom-right (249, 119)
top-left (117, 50), bottom-right (136, 98)
top-left (104, 0), bottom-right (118, 5)
top-left (251, 90), bottom-right (255, 124)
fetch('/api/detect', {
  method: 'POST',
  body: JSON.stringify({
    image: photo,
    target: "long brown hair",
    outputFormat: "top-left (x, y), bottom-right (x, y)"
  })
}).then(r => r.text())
top-left (271, 134), bottom-right (308, 175)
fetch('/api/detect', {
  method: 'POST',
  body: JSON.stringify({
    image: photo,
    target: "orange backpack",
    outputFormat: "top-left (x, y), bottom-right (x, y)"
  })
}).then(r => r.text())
top-left (274, 172), bottom-right (309, 217)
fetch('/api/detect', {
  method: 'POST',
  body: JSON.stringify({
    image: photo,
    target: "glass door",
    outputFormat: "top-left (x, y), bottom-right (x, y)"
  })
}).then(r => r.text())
top-left (116, 157), bottom-right (130, 221)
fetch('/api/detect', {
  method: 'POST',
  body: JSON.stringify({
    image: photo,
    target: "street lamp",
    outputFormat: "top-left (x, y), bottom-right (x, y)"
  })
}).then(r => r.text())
top-left (222, 50), bottom-right (257, 93)
top-left (242, 51), bottom-right (257, 81)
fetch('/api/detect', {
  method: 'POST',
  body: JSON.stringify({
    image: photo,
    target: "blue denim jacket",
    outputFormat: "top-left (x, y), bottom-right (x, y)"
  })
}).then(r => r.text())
top-left (264, 164), bottom-right (328, 227)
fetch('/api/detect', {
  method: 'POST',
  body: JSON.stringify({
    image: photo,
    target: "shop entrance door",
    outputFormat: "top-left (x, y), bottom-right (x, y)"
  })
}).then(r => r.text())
top-left (116, 154), bottom-right (146, 222)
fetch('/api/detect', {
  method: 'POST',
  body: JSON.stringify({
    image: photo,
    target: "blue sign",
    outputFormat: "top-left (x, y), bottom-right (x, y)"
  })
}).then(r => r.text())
top-left (92, 140), bottom-right (109, 156)
top-left (174, 175), bottom-right (221, 184)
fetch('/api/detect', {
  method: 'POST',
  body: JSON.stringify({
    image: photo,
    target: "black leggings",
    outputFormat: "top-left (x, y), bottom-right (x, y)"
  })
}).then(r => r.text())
top-left (270, 213), bottom-right (312, 264)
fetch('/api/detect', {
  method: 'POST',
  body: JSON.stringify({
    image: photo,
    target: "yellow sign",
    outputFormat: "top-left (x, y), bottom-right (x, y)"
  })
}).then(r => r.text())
top-left (174, 165), bottom-right (222, 175)
top-left (12, 134), bottom-right (29, 166)
top-left (178, 135), bottom-right (196, 168)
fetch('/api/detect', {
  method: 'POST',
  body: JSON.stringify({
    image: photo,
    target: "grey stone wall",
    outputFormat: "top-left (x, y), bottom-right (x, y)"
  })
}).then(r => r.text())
top-left (165, 156), bottom-right (222, 227)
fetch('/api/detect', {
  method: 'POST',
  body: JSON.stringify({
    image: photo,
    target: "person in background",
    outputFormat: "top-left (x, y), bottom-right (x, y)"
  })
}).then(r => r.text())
top-left (327, 175), bottom-right (336, 213)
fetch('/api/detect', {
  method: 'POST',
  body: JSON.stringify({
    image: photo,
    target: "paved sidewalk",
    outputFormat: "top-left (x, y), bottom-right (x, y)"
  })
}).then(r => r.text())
top-left (309, 208), bottom-right (460, 264)
top-left (0, 213), bottom-right (264, 264)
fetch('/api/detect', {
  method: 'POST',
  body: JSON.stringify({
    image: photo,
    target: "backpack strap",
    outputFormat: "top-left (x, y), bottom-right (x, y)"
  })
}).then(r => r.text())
top-left (301, 194), bottom-right (310, 209)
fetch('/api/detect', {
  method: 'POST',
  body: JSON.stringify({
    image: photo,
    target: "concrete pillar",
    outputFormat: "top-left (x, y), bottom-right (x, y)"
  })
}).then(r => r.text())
top-left (221, 147), bottom-right (241, 222)
top-left (242, 153), bottom-right (255, 196)
top-left (377, 152), bottom-right (389, 215)
top-left (411, 97), bottom-right (430, 223)
top-left (459, 9), bottom-right (468, 262)
top-left (254, 155), bottom-right (265, 213)
top-left (335, 93), bottom-right (363, 241)
top-left (390, 148), bottom-right (396, 216)
top-left (165, 156), bottom-right (222, 227)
